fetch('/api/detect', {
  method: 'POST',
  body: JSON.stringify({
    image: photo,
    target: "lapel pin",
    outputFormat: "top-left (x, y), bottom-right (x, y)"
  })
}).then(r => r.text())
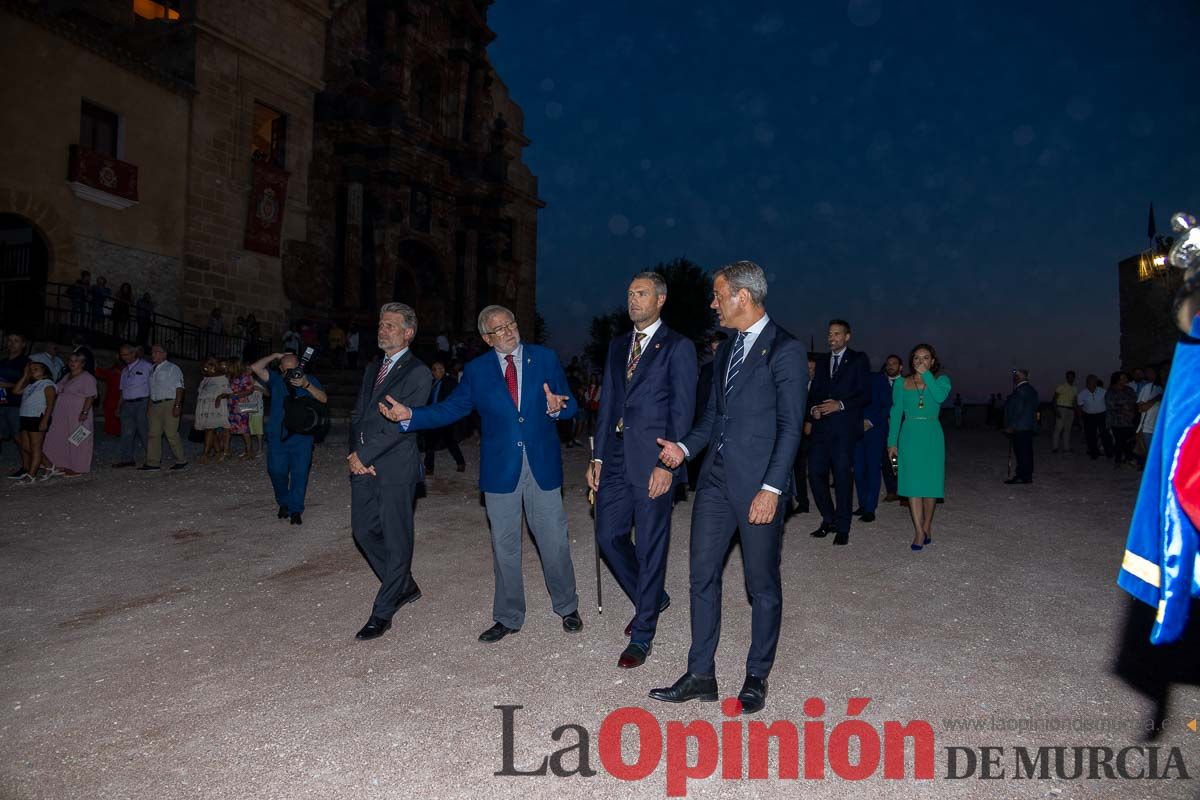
top-left (761, 348), bottom-right (768, 355)
top-left (655, 343), bottom-right (662, 350)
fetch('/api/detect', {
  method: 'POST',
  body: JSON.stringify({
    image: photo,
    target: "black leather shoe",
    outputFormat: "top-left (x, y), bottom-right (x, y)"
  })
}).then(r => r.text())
top-left (649, 672), bottom-right (719, 704)
top-left (625, 594), bottom-right (671, 636)
top-left (136, 464), bottom-right (161, 471)
top-left (290, 512), bottom-right (303, 525)
top-left (479, 622), bottom-right (519, 643)
top-left (278, 505), bottom-right (288, 519)
top-left (737, 675), bottom-right (768, 714)
top-left (618, 641), bottom-right (651, 669)
top-left (169, 462), bottom-right (188, 470)
top-left (860, 512), bottom-right (876, 522)
top-left (833, 530), bottom-right (849, 546)
top-left (562, 611), bottom-right (583, 632)
top-left (396, 586), bottom-right (422, 610)
top-left (355, 616), bottom-right (391, 640)
top-left (809, 523), bottom-right (831, 538)
top-left (1004, 477), bottom-right (1032, 485)
top-left (852, 507), bottom-right (866, 517)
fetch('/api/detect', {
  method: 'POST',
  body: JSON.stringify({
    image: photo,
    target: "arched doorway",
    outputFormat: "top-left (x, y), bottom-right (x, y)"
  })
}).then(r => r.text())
top-left (0, 214), bottom-right (50, 339)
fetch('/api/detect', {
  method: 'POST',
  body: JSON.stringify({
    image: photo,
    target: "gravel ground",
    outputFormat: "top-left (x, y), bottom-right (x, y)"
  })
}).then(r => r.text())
top-left (1, 425), bottom-right (1196, 800)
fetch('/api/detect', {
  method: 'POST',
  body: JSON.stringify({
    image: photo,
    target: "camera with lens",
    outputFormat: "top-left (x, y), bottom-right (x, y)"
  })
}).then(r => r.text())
top-left (284, 347), bottom-right (315, 382)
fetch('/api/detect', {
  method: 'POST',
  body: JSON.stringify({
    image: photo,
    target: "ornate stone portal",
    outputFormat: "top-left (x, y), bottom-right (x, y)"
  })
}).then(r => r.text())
top-left (304, 0), bottom-right (543, 349)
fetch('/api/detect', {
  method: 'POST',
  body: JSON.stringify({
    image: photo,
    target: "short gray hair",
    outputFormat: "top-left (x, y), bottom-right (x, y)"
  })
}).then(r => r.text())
top-left (714, 260), bottom-right (768, 306)
top-left (379, 302), bottom-right (418, 333)
top-left (477, 304), bottom-right (515, 335)
top-left (631, 271), bottom-right (668, 297)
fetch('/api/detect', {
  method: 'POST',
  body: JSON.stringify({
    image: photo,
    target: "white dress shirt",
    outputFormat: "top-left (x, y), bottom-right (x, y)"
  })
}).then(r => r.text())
top-left (1077, 387), bottom-right (1107, 415)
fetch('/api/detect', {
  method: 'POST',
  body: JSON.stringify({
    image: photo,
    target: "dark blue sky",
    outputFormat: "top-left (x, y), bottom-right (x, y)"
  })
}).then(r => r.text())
top-left (488, 1), bottom-right (1200, 398)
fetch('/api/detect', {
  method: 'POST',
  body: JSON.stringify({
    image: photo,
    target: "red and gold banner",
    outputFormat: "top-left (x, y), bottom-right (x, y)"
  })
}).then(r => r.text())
top-left (67, 145), bottom-right (139, 202)
top-left (244, 160), bottom-right (290, 257)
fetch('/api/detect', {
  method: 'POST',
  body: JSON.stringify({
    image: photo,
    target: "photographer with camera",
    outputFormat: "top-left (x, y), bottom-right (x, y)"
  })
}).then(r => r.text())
top-left (250, 350), bottom-right (327, 525)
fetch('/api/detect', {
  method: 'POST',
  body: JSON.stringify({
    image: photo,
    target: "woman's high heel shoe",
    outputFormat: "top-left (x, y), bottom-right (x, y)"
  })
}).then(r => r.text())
top-left (910, 543), bottom-right (923, 551)
top-left (923, 534), bottom-right (932, 545)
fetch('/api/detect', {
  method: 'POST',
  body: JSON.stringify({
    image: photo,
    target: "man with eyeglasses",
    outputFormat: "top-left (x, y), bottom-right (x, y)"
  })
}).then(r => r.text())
top-left (379, 304), bottom-right (584, 644)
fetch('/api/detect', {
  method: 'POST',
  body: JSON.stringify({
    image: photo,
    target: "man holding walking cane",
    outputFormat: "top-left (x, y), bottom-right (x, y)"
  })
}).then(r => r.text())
top-left (587, 272), bottom-right (697, 669)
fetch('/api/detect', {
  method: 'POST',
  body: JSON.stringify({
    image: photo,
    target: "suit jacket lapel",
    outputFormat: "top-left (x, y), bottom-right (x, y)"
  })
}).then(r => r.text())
top-left (371, 351), bottom-right (412, 403)
top-left (727, 322), bottom-right (776, 401)
top-left (626, 326), bottom-right (666, 394)
top-left (715, 336), bottom-right (734, 414)
top-left (518, 347), bottom-right (535, 416)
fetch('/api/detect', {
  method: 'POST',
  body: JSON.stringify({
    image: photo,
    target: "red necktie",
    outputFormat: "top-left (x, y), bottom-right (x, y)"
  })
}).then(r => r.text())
top-left (374, 358), bottom-right (390, 388)
top-left (504, 354), bottom-right (518, 407)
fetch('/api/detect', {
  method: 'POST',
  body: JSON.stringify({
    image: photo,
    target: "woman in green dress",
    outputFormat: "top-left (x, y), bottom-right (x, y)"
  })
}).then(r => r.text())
top-left (887, 344), bottom-right (951, 551)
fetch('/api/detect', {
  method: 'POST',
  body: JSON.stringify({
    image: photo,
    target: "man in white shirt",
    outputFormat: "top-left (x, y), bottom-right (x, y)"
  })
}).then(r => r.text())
top-left (1136, 363), bottom-right (1168, 456)
top-left (139, 344), bottom-right (188, 470)
top-left (1075, 374), bottom-right (1111, 460)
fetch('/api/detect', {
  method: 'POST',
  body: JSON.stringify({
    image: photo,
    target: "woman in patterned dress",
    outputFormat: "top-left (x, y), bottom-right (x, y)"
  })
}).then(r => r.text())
top-left (221, 359), bottom-right (258, 459)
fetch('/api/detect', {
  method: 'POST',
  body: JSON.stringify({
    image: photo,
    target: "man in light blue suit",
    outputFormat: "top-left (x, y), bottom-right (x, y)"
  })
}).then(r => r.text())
top-left (379, 304), bottom-right (583, 643)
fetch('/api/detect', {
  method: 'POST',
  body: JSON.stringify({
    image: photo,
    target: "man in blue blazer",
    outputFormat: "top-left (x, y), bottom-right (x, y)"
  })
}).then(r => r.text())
top-left (852, 354), bottom-right (901, 522)
top-left (587, 272), bottom-right (697, 670)
top-left (651, 261), bottom-right (806, 715)
top-left (807, 319), bottom-right (871, 545)
top-left (379, 304), bottom-right (583, 643)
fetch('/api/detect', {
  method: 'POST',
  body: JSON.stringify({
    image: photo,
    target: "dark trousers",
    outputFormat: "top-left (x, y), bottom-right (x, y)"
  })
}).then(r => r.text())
top-left (1083, 412), bottom-right (1113, 458)
top-left (1112, 426), bottom-right (1136, 464)
top-left (852, 425), bottom-right (886, 513)
top-left (790, 439), bottom-right (810, 511)
top-left (352, 476), bottom-right (419, 619)
top-left (1012, 430), bottom-right (1034, 481)
top-left (688, 452), bottom-right (784, 679)
top-left (423, 427), bottom-right (464, 471)
top-left (595, 438), bottom-right (673, 642)
top-left (808, 436), bottom-right (855, 532)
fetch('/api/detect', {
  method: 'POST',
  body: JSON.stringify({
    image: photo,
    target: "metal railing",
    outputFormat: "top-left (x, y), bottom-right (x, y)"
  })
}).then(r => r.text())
top-left (37, 281), bottom-right (272, 361)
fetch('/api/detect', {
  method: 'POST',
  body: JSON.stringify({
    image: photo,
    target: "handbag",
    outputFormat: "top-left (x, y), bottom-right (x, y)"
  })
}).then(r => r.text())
top-left (239, 391), bottom-right (263, 415)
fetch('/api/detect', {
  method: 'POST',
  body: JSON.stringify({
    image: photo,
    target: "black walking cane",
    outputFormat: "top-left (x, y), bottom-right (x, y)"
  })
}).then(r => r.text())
top-left (589, 435), bottom-right (603, 615)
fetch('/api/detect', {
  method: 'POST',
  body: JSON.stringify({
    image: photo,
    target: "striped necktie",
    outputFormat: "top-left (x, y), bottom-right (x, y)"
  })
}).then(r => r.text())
top-left (725, 331), bottom-right (747, 396)
top-left (626, 332), bottom-right (646, 381)
top-left (374, 357), bottom-right (391, 388)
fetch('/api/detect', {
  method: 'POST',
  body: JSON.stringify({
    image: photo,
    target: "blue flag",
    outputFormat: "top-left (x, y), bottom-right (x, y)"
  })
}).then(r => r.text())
top-left (1118, 314), bottom-right (1200, 644)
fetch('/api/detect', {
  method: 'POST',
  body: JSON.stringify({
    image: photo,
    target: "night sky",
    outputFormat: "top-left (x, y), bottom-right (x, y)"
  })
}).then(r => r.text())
top-left (488, 1), bottom-right (1200, 398)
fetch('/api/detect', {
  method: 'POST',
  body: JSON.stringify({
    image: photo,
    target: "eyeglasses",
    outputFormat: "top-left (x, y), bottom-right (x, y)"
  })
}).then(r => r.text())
top-left (487, 322), bottom-right (518, 336)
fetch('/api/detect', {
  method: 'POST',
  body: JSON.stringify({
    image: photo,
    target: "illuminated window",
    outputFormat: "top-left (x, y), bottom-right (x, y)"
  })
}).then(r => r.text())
top-left (80, 101), bottom-right (119, 158)
top-left (133, 0), bottom-right (181, 21)
top-left (251, 102), bottom-right (287, 169)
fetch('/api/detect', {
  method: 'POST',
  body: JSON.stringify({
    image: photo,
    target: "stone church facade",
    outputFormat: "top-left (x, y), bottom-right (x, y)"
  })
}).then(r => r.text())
top-left (0, 0), bottom-right (539, 349)
top-left (293, 0), bottom-right (543, 347)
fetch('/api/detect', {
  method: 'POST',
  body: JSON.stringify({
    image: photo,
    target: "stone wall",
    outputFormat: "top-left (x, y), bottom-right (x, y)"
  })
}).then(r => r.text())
top-left (0, 7), bottom-right (190, 292)
top-left (1118, 253), bottom-right (1183, 369)
top-left (180, 0), bottom-right (330, 337)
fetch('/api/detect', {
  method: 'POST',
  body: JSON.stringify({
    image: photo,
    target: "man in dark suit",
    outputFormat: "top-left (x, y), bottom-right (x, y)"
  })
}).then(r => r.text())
top-left (651, 260), bottom-right (806, 715)
top-left (423, 360), bottom-right (465, 475)
top-left (348, 302), bottom-right (433, 641)
top-left (1004, 368), bottom-right (1039, 484)
top-left (587, 272), bottom-right (697, 669)
top-left (807, 319), bottom-right (870, 545)
top-left (379, 304), bottom-right (583, 643)
top-left (879, 355), bottom-right (903, 502)
top-left (853, 354), bottom-right (901, 522)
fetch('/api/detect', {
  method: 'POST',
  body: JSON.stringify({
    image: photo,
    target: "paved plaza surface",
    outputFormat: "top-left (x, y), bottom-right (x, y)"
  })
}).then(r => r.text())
top-left (1, 425), bottom-right (1196, 799)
